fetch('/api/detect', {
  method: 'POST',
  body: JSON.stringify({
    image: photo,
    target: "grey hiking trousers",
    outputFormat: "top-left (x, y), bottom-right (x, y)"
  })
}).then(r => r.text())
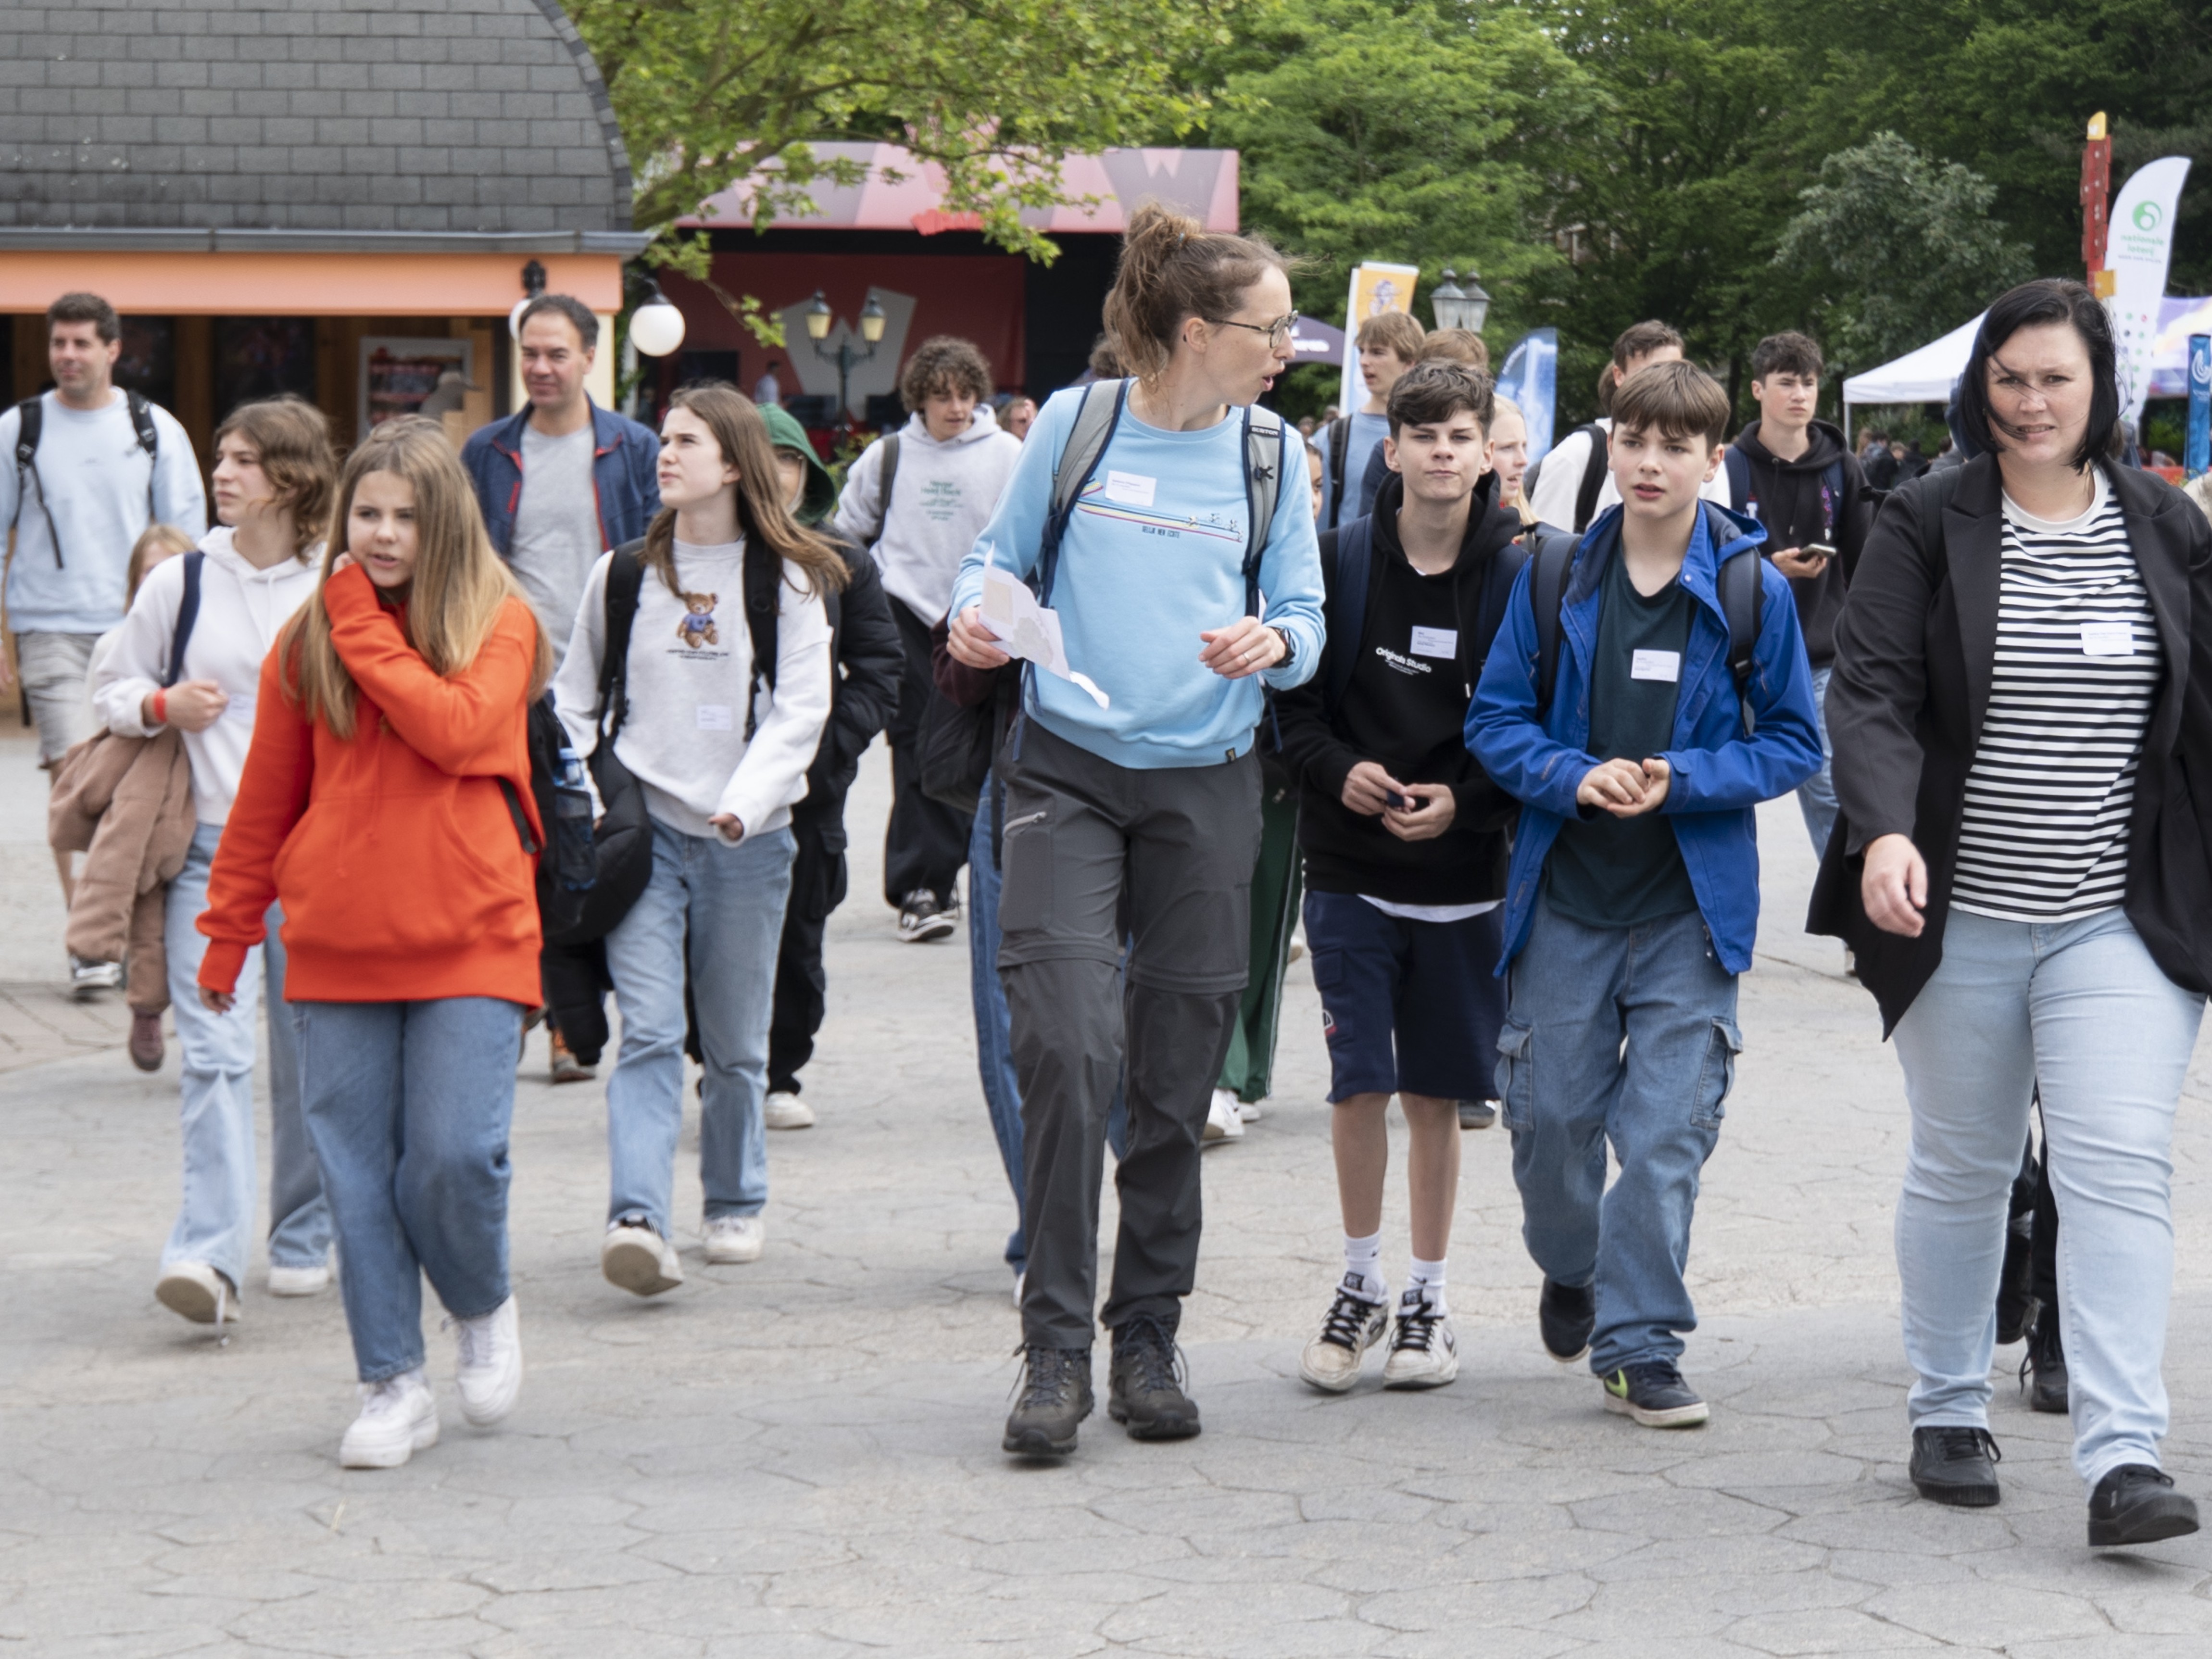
top-left (997, 718), bottom-right (1262, 1349)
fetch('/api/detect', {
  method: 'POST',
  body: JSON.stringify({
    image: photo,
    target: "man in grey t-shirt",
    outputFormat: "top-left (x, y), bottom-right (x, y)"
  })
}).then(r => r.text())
top-left (512, 418), bottom-right (601, 667)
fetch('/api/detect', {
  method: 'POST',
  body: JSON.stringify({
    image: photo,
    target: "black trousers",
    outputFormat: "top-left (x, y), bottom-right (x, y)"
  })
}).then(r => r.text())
top-left (883, 597), bottom-right (974, 907)
top-left (767, 806), bottom-right (851, 1096)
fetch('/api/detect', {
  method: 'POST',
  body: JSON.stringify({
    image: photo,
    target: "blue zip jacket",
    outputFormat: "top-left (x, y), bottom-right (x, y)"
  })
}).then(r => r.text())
top-left (460, 398), bottom-right (662, 558)
top-left (1466, 501), bottom-right (1822, 975)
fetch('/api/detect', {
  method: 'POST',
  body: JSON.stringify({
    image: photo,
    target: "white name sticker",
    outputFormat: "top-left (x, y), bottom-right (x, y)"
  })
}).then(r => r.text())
top-left (696, 704), bottom-right (733, 732)
top-left (1409, 625), bottom-right (1458, 660)
top-left (1102, 470), bottom-right (1157, 507)
top-left (2081, 621), bottom-right (2137, 658)
top-left (1630, 649), bottom-right (1682, 683)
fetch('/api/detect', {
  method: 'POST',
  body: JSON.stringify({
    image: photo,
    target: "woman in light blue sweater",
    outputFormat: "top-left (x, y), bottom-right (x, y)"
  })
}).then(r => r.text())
top-left (946, 201), bottom-right (1323, 1459)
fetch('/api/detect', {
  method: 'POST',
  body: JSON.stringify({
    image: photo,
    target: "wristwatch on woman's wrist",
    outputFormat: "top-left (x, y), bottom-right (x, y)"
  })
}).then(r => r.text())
top-left (1269, 627), bottom-right (1294, 670)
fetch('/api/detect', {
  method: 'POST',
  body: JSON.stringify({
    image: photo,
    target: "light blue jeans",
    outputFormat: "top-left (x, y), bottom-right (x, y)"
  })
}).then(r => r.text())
top-left (1497, 896), bottom-right (1740, 1376)
top-left (163, 821), bottom-right (329, 1290)
top-left (294, 997), bottom-right (522, 1382)
top-left (1798, 664), bottom-right (1838, 858)
top-left (604, 817), bottom-right (796, 1239)
top-left (1892, 905), bottom-right (2204, 1489)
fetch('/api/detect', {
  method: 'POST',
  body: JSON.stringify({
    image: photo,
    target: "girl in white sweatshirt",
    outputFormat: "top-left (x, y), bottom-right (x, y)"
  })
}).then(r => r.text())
top-left (553, 384), bottom-right (840, 1295)
top-left (94, 395), bottom-right (336, 1329)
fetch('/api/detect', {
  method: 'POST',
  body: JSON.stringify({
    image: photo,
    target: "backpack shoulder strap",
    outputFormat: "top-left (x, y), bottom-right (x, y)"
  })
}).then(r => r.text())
top-left (164, 550), bottom-right (204, 689)
top-left (1528, 524), bottom-right (1579, 716)
top-left (1723, 446), bottom-right (1752, 514)
top-left (1038, 379), bottom-right (1125, 604)
top-left (1573, 423), bottom-right (1609, 532)
top-left (742, 539), bottom-right (782, 741)
top-left (1241, 402), bottom-right (1284, 616)
top-left (1322, 518), bottom-right (1374, 718)
top-left (125, 390), bottom-right (159, 460)
top-left (1716, 540), bottom-right (1764, 732)
top-left (875, 433), bottom-right (901, 532)
top-left (599, 542), bottom-right (646, 740)
top-left (10, 397), bottom-right (40, 532)
top-left (1327, 414), bottom-right (1352, 527)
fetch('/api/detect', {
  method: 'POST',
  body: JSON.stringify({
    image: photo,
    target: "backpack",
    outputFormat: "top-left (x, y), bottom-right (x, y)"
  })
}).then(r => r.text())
top-left (1527, 515), bottom-right (1766, 733)
top-left (1319, 515), bottom-right (1526, 720)
top-left (1324, 414), bottom-right (1353, 529)
top-left (1722, 446), bottom-right (1846, 542)
top-left (11, 391), bottom-right (161, 567)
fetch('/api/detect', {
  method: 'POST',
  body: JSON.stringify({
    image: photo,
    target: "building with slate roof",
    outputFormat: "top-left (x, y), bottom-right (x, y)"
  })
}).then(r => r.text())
top-left (0, 0), bottom-right (648, 455)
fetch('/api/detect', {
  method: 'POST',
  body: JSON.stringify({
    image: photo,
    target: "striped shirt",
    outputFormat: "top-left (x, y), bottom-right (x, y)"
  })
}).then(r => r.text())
top-left (1951, 472), bottom-right (2159, 923)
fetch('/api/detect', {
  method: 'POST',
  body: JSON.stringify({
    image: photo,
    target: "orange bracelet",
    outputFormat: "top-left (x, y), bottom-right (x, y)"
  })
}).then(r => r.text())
top-left (151, 688), bottom-right (167, 726)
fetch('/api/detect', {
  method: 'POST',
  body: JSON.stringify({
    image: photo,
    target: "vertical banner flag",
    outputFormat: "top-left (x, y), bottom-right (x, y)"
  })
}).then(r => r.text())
top-left (2187, 334), bottom-right (2211, 479)
top-left (1337, 262), bottom-right (1421, 415)
top-left (1496, 328), bottom-right (1559, 465)
top-left (2106, 156), bottom-right (2193, 424)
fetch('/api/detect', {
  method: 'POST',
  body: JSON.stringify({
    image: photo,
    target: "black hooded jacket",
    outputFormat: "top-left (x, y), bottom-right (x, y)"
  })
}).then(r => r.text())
top-left (1729, 417), bottom-right (1872, 668)
top-left (1275, 469), bottom-right (1524, 905)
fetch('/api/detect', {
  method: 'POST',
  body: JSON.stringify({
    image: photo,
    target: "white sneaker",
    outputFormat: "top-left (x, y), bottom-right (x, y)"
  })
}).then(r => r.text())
top-left (1299, 1278), bottom-right (1391, 1393)
top-left (1381, 1289), bottom-right (1459, 1390)
top-left (452, 1295), bottom-right (522, 1427)
top-left (69, 954), bottom-right (122, 1000)
top-left (601, 1220), bottom-right (684, 1296)
top-left (703, 1214), bottom-right (765, 1264)
top-left (267, 1260), bottom-right (333, 1297)
top-left (155, 1261), bottom-right (239, 1326)
top-left (339, 1369), bottom-right (439, 1469)
top-left (1203, 1087), bottom-right (1245, 1143)
top-left (763, 1091), bottom-right (815, 1131)
top-left (1238, 1097), bottom-right (1265, 1123)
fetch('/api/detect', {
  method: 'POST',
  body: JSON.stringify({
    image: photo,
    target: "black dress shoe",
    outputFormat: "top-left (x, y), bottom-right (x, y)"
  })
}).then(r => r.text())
top-left (1539, 1277), bottom-right (1595, 1362)
top-left (2022, 1312), bottom-right (2068, 1415)
top-left (2089, 1464), bottom-right (2199, 1547)
top-left (1003, 1345), bottom-right (1093, 1457)
top-left (1910, 1425), bottom-right (2002, 1507)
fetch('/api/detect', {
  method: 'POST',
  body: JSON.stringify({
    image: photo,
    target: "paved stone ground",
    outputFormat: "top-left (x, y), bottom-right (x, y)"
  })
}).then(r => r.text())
top-left (8, 726), bottom-right (2212, 1656)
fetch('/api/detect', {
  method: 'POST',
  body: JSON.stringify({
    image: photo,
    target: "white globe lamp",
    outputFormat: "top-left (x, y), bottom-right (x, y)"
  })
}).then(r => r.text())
top-left (629, 283), bottom-right (687, 358)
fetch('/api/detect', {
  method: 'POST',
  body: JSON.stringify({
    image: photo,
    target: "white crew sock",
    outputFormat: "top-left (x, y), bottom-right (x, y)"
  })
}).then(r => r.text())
top-left (1342, 1231), bottom-right (1386, 1304)
top-left (1406, 1256), bottom-right (1448, 1315)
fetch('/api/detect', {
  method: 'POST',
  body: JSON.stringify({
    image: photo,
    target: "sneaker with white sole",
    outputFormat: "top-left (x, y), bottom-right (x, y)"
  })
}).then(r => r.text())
top-left (763, 1091), bottom-right (816, 1131)
top-left (155, 1261), bottom-right (239, 1326)
top-left (1299, 1277), bottom-right (1391, 1393)
top-left (1203, 1087), bottom-right (1245, 1143)
top-left (601, 1219), bottom-right (684, 1296)
top-left (1238, 1097), bottom-right (1265, 1123)
top-left (1381, 1290), bottom-right (1459, 1390)
top-left (69, 954), bottom-right (122, 1001)
top-left (339, 1369), bottom-right (439, 1469)
top-left (703, 1214), bottom-right (765, 1264)
top-left (267, 1260), bottom-right (333, 1297)
top-left (452, 1295), bottom-right (522, 1427)
top-left (897, 889), bottom-right (958, 943)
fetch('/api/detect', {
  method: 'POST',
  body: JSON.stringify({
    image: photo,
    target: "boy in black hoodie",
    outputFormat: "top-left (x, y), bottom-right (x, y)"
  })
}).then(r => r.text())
top-left (1276, 362), bottom-right (1524, 1395)
top-left (1724, 332), bottom-right (1872, 856)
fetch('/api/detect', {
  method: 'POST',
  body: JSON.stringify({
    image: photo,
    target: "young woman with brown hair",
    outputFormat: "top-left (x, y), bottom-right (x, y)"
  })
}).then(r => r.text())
top-left (197, 415), bottom-right (550, 1468)
top-left (553, 384), bottom-right (841, 1297)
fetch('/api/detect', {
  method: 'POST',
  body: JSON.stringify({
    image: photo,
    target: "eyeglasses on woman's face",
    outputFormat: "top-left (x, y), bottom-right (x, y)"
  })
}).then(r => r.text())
top-left (1208, 312), bottom-right (1300, 350)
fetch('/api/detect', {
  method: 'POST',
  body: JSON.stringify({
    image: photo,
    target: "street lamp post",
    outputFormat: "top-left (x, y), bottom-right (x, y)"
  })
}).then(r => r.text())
top-left (1430, 268), bottom-right (1492, 334)
top-left (806, 290), bottom-right (888, 429)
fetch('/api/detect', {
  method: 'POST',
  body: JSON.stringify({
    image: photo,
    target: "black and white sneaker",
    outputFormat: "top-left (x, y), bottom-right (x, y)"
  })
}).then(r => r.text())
top-left (1458, 1098), bottom-right (1498, 1130)
top-left (69, 954), bottom-right (122, 1000)
top-left (1297, 1278), bottom-right (1390, 1393)
top-left (897, 889), bottom-right (957, 943)
top-left (1381, 1289), bottom-right (1458, 1390)
top-left (1602, 1360), bottom-right (1709, 1427)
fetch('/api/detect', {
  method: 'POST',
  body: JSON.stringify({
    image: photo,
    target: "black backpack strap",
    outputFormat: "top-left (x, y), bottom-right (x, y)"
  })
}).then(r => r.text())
top-left (1321, 518), bottom-right (1375, 719)
top-left (1327, 414), bottom-right (1352, 528)
top-left (1573, 422), bottom-right (1609, 532)
top-left (742, 539), bottom-right (782, 741)
top-left (126, 390), bottom-right (160, 519)
top-left (11, 396), bottom-right (69, 566)
top-left (598, 542), bottom-right (646, 742)
top-left (1715, 539), bottom-right (1765, 734)
top-left (874, 433), bottom-right (901, 537)
top-left (163, 550), bottom-right (203, 688)
top-left (1723, 446), bottom-right (1752, 515)
top-left (1528, 524), bottom-right (1578, 717)
top-left (497, 778), bottom-right (541, 854)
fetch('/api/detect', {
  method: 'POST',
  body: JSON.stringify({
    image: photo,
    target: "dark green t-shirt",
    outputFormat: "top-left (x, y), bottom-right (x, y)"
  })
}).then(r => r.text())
top-left (1544, 547), bottom-right (1699, 928)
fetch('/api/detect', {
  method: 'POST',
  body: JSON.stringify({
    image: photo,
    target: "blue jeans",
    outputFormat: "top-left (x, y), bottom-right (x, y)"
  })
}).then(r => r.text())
top-left (1798, 664), bottom-right (1838, 858)
top-left (294, 997), bottom-right (522, 1382)
top-left (163, 821), bottom-right (329, 1289)
top-left (604, 818), bottom-right (796, 1238)
top-left (1496, 896), bottom-right (1740, 1375)
top-left (1892, 906), bottom-right (2204, 1489)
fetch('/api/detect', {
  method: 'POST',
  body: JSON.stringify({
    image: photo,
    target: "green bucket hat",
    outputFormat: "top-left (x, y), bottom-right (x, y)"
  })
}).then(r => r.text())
top-left (757, 401), bottom-right (839, 525)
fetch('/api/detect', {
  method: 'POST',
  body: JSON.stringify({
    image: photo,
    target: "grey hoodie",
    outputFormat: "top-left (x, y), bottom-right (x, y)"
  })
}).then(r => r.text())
top-left (830, 405), bottom-right (1022, 621)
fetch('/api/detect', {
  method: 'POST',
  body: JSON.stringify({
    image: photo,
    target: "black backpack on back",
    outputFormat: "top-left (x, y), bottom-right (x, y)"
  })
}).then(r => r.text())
top-left (11, 391), bottom-right (161, 566)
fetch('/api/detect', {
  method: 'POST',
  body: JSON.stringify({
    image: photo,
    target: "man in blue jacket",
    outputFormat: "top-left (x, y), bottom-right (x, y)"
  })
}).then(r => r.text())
top-left (1467, 361), bottom-right (1820, 1431)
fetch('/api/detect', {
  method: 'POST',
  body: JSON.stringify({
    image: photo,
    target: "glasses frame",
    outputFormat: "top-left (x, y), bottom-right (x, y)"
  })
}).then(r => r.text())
top-left (1207, 312), bottom-right (1301, 349)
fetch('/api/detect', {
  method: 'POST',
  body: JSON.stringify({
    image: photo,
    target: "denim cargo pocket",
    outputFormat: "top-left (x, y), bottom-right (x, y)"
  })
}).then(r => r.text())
top-left (1691, 1017), bottom-right (1743, 1128)
top-left (1496, 1020), bottom-right (1534, 1131)
top-left (997, 806), bottom-right (1053, 937)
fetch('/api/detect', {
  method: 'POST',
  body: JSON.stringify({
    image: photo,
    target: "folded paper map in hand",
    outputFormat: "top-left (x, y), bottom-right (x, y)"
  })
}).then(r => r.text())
top-left (980, 568), bottom-right (1110, 708)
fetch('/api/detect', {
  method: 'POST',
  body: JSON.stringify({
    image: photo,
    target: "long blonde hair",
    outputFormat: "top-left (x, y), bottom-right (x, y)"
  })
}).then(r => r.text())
top-left (642, 383), bottom-right (848, 600)
top-left (280, 416), bottom-right (549, 739)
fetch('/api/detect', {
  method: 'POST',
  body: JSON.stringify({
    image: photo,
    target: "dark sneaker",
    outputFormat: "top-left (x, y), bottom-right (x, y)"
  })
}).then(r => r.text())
top-left (1909, 1425), bottom-right (2002, 1507)
top-left (1107, 1313), bottom-right (1201, 1441)
top-left (1602, 1360), bottom-right (1709, 1427)
top-left (1297, 1279), bottom-right (1389, 1394)
top-left (1457, 1098), bottom-right (1497, 1131)
top-left (2088, 1464), bottom-right (2199, 1547)
top-left (2022, 1310), bottom-right (2068, 1414)
top-left (1995, 1218), bottom-right (2035, 1345)
top-left (1539, 1277), bottom-right (1595, 1363)
top-left (897, 888), bottom-right (957, 943)
top-left (1003, 1345), bottom-right (1093, 1457)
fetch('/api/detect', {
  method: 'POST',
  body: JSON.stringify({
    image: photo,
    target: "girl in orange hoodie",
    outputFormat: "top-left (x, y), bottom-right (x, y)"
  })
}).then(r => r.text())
top-left (197, 416), bottom-right (550, 1470)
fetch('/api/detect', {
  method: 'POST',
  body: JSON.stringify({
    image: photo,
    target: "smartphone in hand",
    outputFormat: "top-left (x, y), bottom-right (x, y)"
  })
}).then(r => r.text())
top-left (1804, 542), bottom-right (1836, 563)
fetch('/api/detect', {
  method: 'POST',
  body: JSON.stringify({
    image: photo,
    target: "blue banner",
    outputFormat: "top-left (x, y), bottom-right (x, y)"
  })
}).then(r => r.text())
top-left (2188, 334), bottom-right (2211, 478)
top-left (1496, 328), bottom-right (1558, 465)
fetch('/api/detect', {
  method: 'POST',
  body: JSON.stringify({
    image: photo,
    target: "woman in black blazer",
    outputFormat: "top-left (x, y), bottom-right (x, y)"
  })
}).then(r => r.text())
top-left (1814, 279), bottom-right (2212, 1546)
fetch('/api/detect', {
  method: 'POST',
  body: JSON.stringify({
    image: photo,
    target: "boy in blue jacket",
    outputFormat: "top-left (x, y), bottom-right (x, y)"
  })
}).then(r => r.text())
top-left (1467, 361), bottom-right (1821, 1428)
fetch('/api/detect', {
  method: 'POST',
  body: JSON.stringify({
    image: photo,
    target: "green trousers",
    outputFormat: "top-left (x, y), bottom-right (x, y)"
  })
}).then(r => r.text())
top-left (1217, 788), bottom-right (1302, 1103)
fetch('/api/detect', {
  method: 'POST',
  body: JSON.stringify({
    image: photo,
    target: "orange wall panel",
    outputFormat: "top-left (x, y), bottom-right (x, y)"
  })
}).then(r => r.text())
top-left (0, 252), bottom-right (624, 315)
